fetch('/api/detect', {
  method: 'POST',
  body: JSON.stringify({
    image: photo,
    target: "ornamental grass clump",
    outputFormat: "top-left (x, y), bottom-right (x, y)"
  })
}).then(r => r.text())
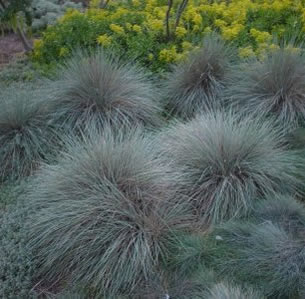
top-left (164, 34), bottom-right (234, 119)
top-left (158, 111), bottom-right (302, 224)
top-left (48, 50), bottom-right (162, 131)
top-left (253, 195), bottom-right (305, 235)
top-left (212, 219), bottom-right (305, 298)
top-left (0, 84), bottom-right (59, 183)
top-left (27, 124), bottom-right (192, 297)
top-left (225, 48), bottom-right (305, 127)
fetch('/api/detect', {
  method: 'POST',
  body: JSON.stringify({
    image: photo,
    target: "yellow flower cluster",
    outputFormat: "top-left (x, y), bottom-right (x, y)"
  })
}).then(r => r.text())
top-left (33, 0), bottom-right (305, 71)
top-left (97, 34), bottom-right (112, 47)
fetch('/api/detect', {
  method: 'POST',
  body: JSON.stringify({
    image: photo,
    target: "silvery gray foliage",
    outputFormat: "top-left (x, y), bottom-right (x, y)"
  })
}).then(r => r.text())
top-left (31, 0), bottom-right (82, 30)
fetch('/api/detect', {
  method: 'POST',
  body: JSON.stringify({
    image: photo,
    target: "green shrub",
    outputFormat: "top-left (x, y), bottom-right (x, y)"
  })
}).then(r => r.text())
top-left (157, 111), bottom-right (303, 224)
top-left (27, 124), bottom-right (192, 297)
top-left (47, 50), bottom-right (162, 131)
top-left (225, 48), bottom-right (305, 127)
top-left (0, 84), bottom-right (61, 182)
top-left (31, 0), bottom-right (305, 73)
top-left (163, 34), bottom-right (235, 119)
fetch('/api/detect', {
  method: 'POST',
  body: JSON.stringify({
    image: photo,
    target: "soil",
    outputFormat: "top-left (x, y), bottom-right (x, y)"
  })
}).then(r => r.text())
top-left (0, 33), bottom-right (26, 68)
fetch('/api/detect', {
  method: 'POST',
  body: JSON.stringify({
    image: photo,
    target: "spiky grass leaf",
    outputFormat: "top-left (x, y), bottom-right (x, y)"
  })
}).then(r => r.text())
top-left (0, 84), bottom-right (60, 182)
top-left (163, 34), bottom-right (235, 119)
top-left (27, 124), bottom-right (193, 297)
top-left (157, 111), bottom-right (303, 224)
top-left (48, 50), bottom-right (162, 130)
top-left (225, 48), bottom-right (305, 127)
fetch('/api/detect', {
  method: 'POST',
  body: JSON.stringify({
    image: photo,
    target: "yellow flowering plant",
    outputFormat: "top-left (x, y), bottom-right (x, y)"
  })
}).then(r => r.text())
top-left (33, 0), bottom-right (305, 73)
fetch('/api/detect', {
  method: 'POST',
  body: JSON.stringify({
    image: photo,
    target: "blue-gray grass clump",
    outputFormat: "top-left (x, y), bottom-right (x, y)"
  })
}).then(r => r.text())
top-left (164, 34), bottom-right (234, 119)
top-left (48, 50), bottom-right (162, 131)
top-left (225, 48), bottom-right (305, 127)
top-left (157, 111), bottom-right (303, 224)
top-left (27, 124), bottom-right (192, 297)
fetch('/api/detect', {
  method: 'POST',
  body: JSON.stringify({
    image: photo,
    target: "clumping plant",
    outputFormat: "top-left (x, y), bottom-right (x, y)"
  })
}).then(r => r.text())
top-left (211, 220), bottom-right (305, 298)
top-left (252, 195), bottom-right (305, 235)
top-left (164, 34), bottom-right (234, 119)
top-left (133, 267), bottom-right (215, 299)
top-left (31, 0), bottom-right (82, 31)
top-left (157, 111), bottom-right (303, 224)
top-left (48, 50), bottom-right (162, 130)
top-left (225, 48), bottom-right (305, 127)
top-left (206, 282), bottom-right (264, 299)
top-left (0, 84), bottom-right (60, 182)
top-left (27, 124), bottom-right (192, 297)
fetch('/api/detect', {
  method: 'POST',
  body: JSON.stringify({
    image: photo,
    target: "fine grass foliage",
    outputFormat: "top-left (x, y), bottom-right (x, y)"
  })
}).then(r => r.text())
top-left (157, 111), bottom-right (303, 224)
top-left (211, 220), bottom-right (305, 298)
top-left (164, 34), bottom-right (234, 119)
top-left (133, 267), bottom-right (215, 299)
top-left (0, 199), bottom-right (37, 299)
top-left (206, 282), bottom-right (264, 299)
top-left (27, 124), bottom-right (192, 297)
top-left (48, 50), bottom-right (162, 130)
top-left (252, 195), bottom-right (305, 235)
top-left (0, 84), bottom-right (60, 183)
top-left (225, 48), bottom-right (305, 127)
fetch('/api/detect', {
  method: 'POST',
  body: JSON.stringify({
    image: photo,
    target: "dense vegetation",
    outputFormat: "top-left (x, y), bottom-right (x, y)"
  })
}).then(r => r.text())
top-left (2, 0), bottom-right (305, 298)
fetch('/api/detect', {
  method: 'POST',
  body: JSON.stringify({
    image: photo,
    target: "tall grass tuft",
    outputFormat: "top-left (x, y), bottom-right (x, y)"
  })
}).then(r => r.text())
top-left (27, 124), bottom-right (192, 297)
top-left (48, 50), bottom-right (162, 130)
top-left (253, 195), bottom-right (305, 235)
top-left (212, 220), bottom-right (305, 298)
top-left (157, 111), bottom-right (303, 224)
top-left (0, 84), bottom-right (60, 182)
top-left (225, 48), bottom-right (305, 127)
top-left (163, 34), bottom-right (234, 119)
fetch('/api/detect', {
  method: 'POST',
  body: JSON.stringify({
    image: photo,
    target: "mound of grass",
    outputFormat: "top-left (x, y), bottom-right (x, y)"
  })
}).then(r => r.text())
top-left (157, 111), bottom-right (302, 224)
top-left (253, 195), bottom-right (305, 235)
top-left (48, 50), bottom-right (162, 131)
top-left (164, 34), bottom-right (234, 119)
top-left (27, 124), bottom-right (192, 297)
top-left (0, 84), bottom-right (60, 182)
top-left (225, 48), bottom-right (305, 127)
top-left (211, 220), bottom-right (305, 298)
